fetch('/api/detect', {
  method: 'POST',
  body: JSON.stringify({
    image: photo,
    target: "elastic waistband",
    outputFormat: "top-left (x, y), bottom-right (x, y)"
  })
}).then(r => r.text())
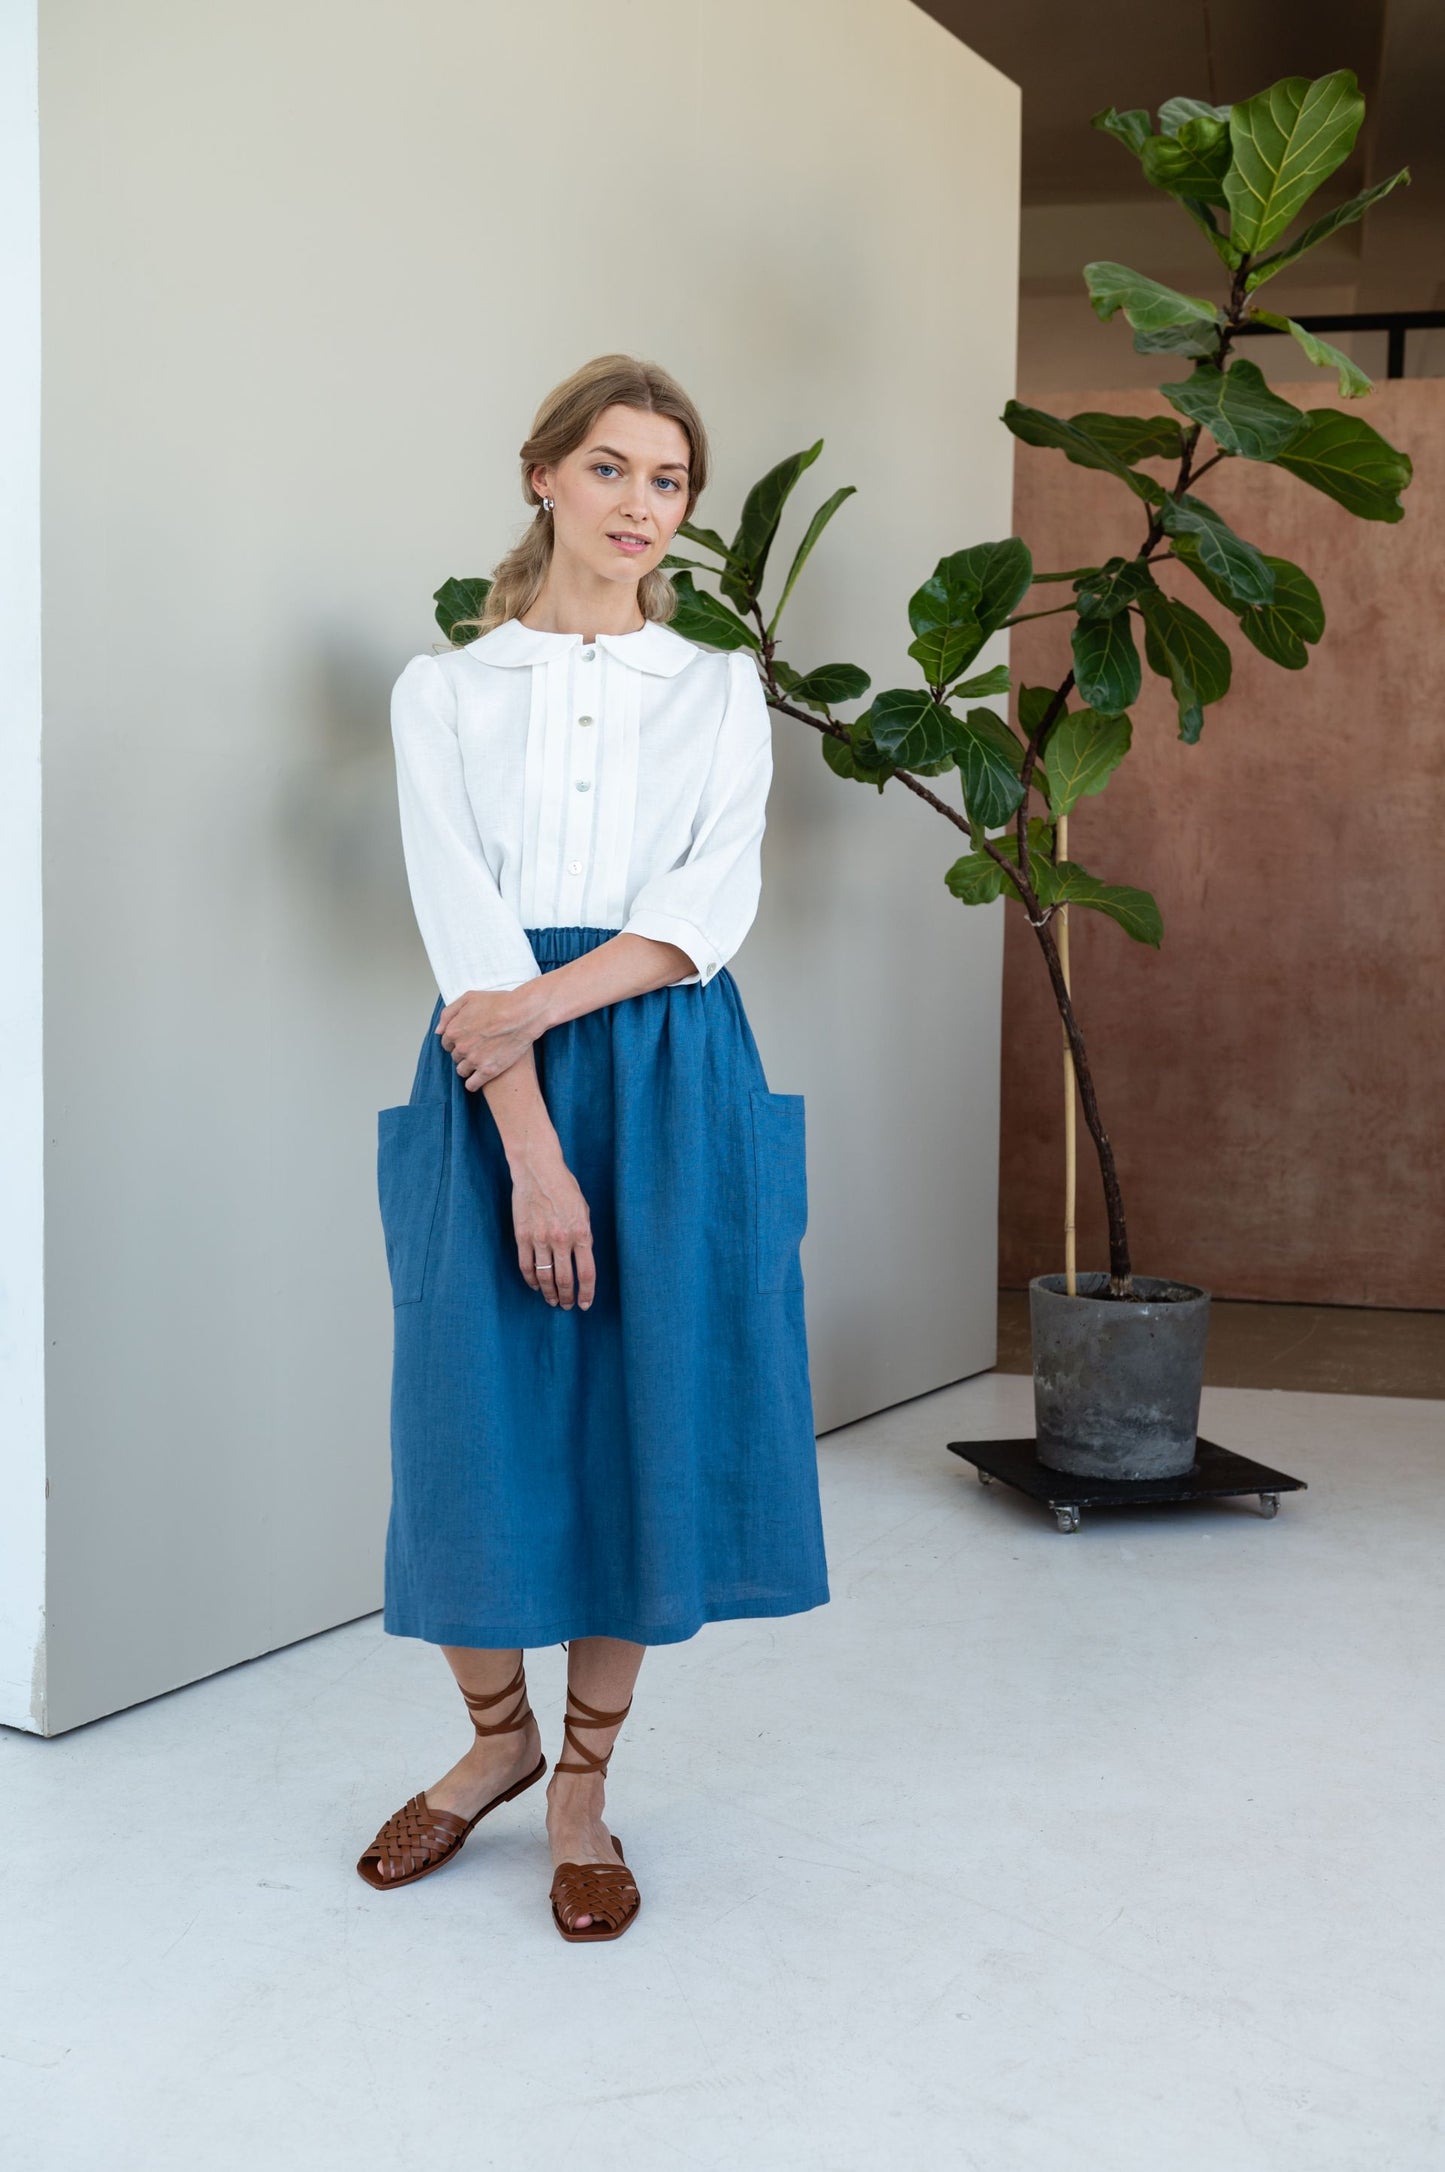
top-left (525, 925), bottom-right (628, 969)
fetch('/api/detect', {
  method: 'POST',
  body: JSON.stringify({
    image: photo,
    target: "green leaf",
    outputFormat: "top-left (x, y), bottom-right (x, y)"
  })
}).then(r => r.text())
top-left (1271, 408), bottom-right (1413, 522)
top-left (1141, 113), bottom-right (1231, 203)
top-left (944, 847), bottom-right (1009, 906)
top-left (1072, 612), bottom-right (1141, 714)
top-left (434, 575), bottom-right (492, 643)
top-left (1041, 863), bottom-right (1163, 946)
top-left (1244, 168), bottom-right (1410, 291)
top-left (1073, 558), bottom-right (1159, 621)
top-left (953, 537), bottom-right (1035, 636)
top-left (1091, 106), bottom-right (1152, 157)
top-left (822, 728), bottom-right (895, 792)
top-left (1002, 399), bottom-right (1164, 503)
top-left (947, 663), bottom-right (1011, 700)
top-left (1083, 261), bottom-right (1220, 342)
top-left (906, 551), bottom-right (983, 683)
top-left (1224, 71), bottom-right (1365, 256)
top-left (947, 818), bottom-right (1059, 906)
top-left (1236, 557), bottom-right (1327, 669)
top-left (1129, 319), bottom-right (1226, 359)
top-left (946, 707), bottom-right (1028, 829)
top-left (1137, 589), bottom-right (1232, 741)
top-left (659, 552), bottom-right (748, 578)
top-left (675, 520), bottom-right (747, 570)
top-left (1177, 194), bottom-right (1246, 269)
top-left (780, 660), bottom-right (871, 711)
top-left (766, 485), bottom-right (858, 636)
top-left (721, 440), bottom-right (824, 612)
top-left (1018, 684), bottom-right (1066, 737)
top-left (1159, 495), bottom-right (1276, 605)
top-left (992, 817), bottom-right (1060, 861)
top-left (1157, 97), bottom-right (1232, 134)
top-left (1067, 412), bottom-right (1185, 465)
top-left (866, 686), bottom-right (964, 771)
top-left (665, 570), bottom-right (760, 650)
top-left (1160, 356), bottom-right (1308, 460)
top-left (1250, 310), bottom-right (1372, 397)
top-left (1172, 539), bottom-right (1325, 669)
top-left (1041, 709), bottom-right (1133, 817)
top-left (906, 543), bottom-right (1030, 685)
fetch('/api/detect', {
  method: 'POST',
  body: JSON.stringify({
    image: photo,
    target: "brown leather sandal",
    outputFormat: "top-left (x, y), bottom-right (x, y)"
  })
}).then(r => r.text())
top-left (548, 1687), bottom-right (642, 1942)
top-left (356, 1656), bottom-right (547, 1891)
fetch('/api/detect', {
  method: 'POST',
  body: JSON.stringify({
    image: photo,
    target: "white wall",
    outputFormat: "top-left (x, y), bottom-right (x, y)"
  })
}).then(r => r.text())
top-left (7, 0), bottom-right (1020, 1732)
top-left (0, 0), bottom-right (47, 1731)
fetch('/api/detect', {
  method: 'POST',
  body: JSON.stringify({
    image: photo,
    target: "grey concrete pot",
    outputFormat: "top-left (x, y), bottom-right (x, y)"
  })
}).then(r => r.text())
top-left (1029, 1271), bottom-right (1211, 1480)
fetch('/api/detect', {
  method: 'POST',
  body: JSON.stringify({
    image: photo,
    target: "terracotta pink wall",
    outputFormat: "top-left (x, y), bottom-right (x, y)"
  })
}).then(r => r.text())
top-left (1001, 377), bottom-right (1444, 1308)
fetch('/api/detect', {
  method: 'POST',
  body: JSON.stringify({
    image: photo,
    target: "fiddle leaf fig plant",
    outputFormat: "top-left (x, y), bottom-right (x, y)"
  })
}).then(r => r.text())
top-left (432, 69), bottom-right (1410, 1303)
top-left (663, 68), bottom-right (1411, 1300)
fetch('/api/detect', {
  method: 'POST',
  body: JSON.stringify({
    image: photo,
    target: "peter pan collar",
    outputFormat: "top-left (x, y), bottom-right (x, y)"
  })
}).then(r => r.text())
top-left (464, 615), bottom-right (700, 677)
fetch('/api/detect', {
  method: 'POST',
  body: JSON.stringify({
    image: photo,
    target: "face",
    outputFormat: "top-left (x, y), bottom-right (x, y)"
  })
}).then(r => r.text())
top-left (532, 404), bottom-right (692, 587)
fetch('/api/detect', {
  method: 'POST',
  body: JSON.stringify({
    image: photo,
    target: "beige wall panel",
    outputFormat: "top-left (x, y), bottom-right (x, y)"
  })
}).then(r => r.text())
top-left (22, 0), bottom-right (1019, 1730)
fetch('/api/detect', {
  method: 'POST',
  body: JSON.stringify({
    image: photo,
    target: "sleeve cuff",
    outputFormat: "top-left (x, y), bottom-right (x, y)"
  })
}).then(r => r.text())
top-left (439, 964), bottom-right (543, 1004)
top-left (620, 910), bottom-right (723, 987)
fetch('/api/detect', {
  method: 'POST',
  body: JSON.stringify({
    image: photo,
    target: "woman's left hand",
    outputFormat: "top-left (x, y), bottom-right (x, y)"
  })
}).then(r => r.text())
top-left (436, 987), bottom-right (543, 1091)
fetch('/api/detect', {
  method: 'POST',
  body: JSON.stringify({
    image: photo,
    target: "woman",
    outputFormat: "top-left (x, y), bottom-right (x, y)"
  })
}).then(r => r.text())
top-left (358, 354), bottom-right (829, 1941)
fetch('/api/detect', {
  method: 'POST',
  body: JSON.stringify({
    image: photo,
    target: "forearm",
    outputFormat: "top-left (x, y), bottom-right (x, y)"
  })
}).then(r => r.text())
top-left (480, 1042), bottom-right (560, 1173)
top-left (519, 932), bottom-right (696, 1033)
top-left (477, 936), bottom-right (691, 1167)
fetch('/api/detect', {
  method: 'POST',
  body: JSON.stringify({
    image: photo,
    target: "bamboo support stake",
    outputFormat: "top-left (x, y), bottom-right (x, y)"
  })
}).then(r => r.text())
top-left (1057, 810), bottom-right (1077, 1296)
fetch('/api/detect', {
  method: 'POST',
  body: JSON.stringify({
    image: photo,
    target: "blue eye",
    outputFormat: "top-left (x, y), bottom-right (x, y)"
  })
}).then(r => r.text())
top-left (592, 462), bottom-right (682, 491)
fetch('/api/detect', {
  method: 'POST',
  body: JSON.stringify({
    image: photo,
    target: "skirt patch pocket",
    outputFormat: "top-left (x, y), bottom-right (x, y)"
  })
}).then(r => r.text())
top-left (377, 1101), bottom-right (447, 1306)
top-left (749, 1087), bottom-right (808, 1294)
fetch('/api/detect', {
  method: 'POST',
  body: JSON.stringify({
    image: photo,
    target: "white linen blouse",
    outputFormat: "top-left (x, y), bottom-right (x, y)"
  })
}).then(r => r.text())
top-left (389, 614), bottom-right (774, 1003)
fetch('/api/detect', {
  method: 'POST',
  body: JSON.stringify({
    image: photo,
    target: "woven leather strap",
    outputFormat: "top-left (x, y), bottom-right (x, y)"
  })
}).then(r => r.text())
top-left (550, 1854), bottom-right (641, 1933)
top-left (461, 1655), bottom-right (533, 1739)
top-left (553, 1686), bottom-right (633, 1776)
top-left (360, 1792), bottom-right (471, 1883)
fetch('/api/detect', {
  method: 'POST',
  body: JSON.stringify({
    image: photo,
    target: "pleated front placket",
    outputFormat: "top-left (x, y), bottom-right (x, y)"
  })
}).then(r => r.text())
top-left (520, 642), bottom-right (643, 931)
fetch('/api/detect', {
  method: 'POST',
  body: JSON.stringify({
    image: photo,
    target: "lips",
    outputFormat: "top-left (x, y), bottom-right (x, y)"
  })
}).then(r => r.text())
top-left (608, 532), bottom-right (650, 550)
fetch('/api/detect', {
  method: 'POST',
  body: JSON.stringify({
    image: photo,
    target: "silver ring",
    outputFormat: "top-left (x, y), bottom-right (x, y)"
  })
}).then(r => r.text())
top-left (536, 1260), bottom-right (555, 1272)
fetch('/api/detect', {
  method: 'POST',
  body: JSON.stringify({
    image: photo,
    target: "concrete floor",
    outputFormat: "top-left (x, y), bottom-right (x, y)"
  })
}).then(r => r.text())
top-left (5, 1366), bottom-right (1443, 2170)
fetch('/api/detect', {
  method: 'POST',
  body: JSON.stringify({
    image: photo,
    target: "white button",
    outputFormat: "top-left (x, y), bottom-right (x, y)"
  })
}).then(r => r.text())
top-left (581, 647), bottom-right (596, 661)
top-left (577, 714), bottom-right (594, 727)
top-left (575, 778), bottom-right (592, 792)
top-left (567, 860), bottom-right (583, 874)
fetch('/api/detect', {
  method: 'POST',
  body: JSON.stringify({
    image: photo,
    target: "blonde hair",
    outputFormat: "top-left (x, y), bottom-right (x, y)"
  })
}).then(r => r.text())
top-left (453, 353), bottom-right (711, 641)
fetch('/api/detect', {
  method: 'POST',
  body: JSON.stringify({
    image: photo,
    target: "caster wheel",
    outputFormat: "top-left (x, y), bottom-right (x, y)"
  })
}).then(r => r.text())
top-left (1055, 1505), bottom-right (1081, 1533)
top-left (1258, 1492), bottom-right (1279, 1518)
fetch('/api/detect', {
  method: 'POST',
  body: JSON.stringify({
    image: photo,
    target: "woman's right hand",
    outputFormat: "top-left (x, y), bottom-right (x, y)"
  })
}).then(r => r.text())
top-left (509, 1150), bottom-right (596, 1310)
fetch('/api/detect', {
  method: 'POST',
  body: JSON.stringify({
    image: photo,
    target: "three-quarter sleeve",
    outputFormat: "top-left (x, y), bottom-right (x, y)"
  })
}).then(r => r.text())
top-left (390, 651), bottom-right (542, 1003)
top-left (621, 650), bottom-right (775, 986)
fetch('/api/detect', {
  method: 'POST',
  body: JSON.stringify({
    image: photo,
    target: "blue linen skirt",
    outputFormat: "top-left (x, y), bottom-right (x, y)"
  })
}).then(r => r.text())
top-left (376, 924), bottom-right (830, 1649)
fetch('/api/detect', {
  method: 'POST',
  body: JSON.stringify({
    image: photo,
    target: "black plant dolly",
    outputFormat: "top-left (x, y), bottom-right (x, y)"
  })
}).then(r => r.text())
top-left (947, 1436), bottom-right (1307, 1533)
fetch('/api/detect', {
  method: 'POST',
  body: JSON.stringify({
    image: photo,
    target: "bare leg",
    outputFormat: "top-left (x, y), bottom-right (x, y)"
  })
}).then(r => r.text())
top-left (419, 1644), bottom-right (544, 1819)
top-left (545, 1635), bottom-right (646, 1929)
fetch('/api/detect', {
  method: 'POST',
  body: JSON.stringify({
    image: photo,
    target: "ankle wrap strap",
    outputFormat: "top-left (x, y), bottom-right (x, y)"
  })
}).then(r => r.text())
top-left (553, 1687), bottom-right (633, 1776)
top-left (460, 1656), bottom-right (532, 1738)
